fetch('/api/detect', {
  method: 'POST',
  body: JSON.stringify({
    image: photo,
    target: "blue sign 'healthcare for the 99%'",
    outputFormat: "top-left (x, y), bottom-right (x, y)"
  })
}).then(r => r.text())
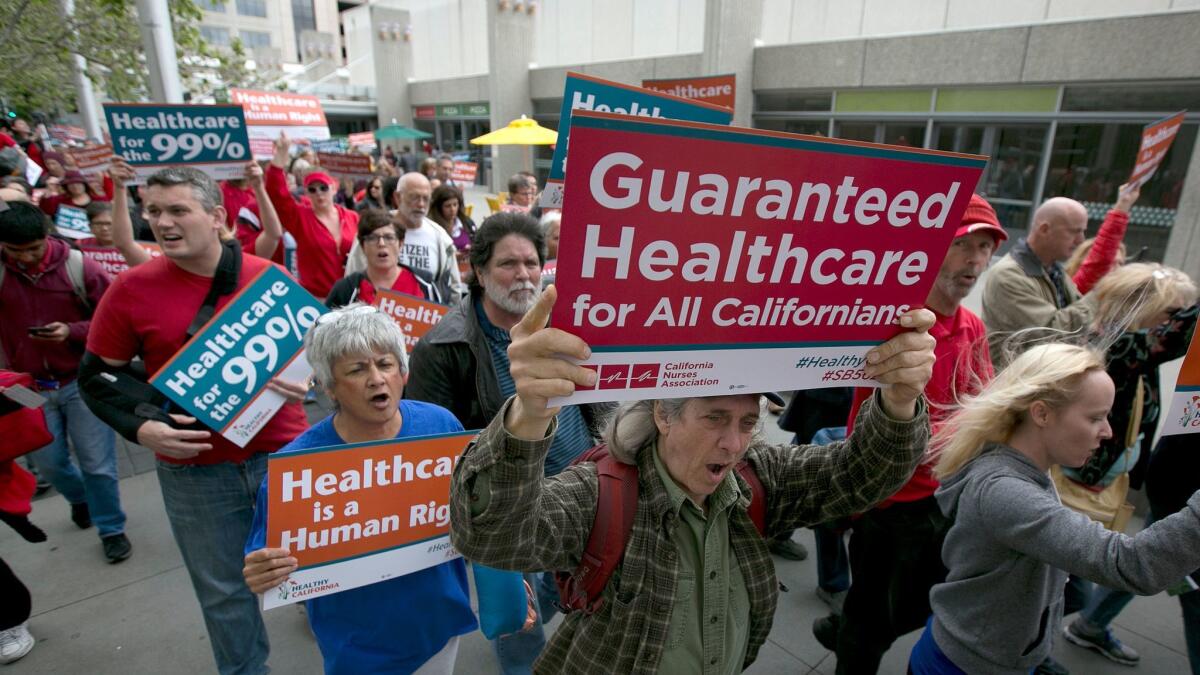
top-left (103, 103), bottom-right (252, 182)
top-left (151, 266), bottom-right (327, 442)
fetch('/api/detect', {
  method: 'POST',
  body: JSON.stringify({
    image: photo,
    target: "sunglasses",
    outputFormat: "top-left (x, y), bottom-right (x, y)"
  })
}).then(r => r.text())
top-left (307, 183), bottom-right (331, 194)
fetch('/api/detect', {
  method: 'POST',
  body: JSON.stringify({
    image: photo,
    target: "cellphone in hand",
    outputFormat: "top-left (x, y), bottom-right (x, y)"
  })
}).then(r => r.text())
top-left (27, 326), bottom-right (53, 336)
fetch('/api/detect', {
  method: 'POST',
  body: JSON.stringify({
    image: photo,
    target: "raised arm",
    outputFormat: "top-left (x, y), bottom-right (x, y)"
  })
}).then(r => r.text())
top-left (1073, 183), bottom-right (1138, 294)
top-left (264, 132), bottom-right (305, 238)
top-left (106, 157), bottom-right (151, 266)
top-left (245, 161), bottom-right (283, 259)
top-left (449, 286), bottom-right (603, 571)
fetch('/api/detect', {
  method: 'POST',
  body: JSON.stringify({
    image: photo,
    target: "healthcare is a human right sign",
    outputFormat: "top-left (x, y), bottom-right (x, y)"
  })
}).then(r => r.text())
top-left (548, 111), bottom-right (987, 405)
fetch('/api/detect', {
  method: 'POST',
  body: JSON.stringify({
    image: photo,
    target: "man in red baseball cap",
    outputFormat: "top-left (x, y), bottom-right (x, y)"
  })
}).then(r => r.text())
top-left (812, 193), bottom-right (1006, 675)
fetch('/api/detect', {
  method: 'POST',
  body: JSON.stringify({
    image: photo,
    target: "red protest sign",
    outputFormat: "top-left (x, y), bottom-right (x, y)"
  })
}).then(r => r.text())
top-left (80, 242), bottom-right (162, 276)
top-left (373, 289), bottom-right (450, 352)
top-left (642, 74), bottom-right (736, 111)
top-left (348, 131), bottom-right (376, 150)
top-left (316, 152), bottom-right (372, 179)
top-left (548, 111), bottom-right (987, 405)
top-left (1129, 111), bottom-right (1187, 188)
top-left (450, 161), bottom-right (477, 184)
top-left (65, 144), bottom-right (114, 177)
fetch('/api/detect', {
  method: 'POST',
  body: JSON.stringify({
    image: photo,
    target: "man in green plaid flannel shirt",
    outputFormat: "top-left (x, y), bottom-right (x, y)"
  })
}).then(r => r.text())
top-left (450, 288), bottom-right (937, 674)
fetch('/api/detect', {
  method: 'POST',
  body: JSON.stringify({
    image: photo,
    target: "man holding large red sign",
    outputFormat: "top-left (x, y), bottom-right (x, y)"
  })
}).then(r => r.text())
top-left (549, 111), bottom-right (986, 405)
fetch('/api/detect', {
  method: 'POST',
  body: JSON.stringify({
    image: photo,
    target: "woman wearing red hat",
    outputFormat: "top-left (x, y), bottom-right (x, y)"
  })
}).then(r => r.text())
top-left (38, 170), bottom-right (106, 220)
top-left (265, 132), bottom-right (359, 298)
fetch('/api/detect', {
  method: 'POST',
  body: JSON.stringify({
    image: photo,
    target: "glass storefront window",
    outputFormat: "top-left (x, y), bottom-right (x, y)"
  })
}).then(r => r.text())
top-left (754, 119), bottom-right (829, 136)
top-left (834, 122), bottom-right (876, 142)
top-left (1042, 122), bottom-right (1197, 262)
top-left (882, 124), bottom-right (924, 147)
top-left (831, 122), bottom-right (925, 146)
top-left (756, 92), bottom-right (833, 112)
top-left (935, 123), bottom-right (1047, 236)
top-left (1062, 82), bottom-right (1200, 113)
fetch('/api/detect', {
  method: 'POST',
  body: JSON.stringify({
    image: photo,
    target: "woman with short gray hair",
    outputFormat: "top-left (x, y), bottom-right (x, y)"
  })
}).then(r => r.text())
top-left (243, 304), bottom-right (477, 674)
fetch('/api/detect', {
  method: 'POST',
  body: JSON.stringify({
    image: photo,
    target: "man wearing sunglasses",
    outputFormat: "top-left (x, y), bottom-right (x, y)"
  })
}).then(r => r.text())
top-left (265, 133), bottom-right (359, 299)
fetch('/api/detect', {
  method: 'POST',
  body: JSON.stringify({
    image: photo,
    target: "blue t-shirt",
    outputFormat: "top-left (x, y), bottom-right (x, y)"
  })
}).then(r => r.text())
top-left (246, 399), bottom-right (478, 675)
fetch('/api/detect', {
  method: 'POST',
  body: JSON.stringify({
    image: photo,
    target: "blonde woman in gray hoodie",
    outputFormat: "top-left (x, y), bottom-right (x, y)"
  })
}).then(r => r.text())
top-left (908, 343), bottom-right (1200, 675)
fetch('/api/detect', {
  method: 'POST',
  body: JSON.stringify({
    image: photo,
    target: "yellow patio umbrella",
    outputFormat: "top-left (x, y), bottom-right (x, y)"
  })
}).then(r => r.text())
top-left (470, 115), bottom-right (558, 172)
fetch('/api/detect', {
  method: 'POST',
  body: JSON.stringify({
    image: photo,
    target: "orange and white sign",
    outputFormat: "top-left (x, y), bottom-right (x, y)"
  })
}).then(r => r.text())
top-left (450, 161), bottom-right (478, 184)
top-left (1128, 111), bottom-right (1187, 188)
top-left (263, 431), bottom-right (474, 608)
top-left (316, 151), bottom-right (372, 179)
top-left (230, 88), bottom-right (330, 143)
top-left (65, 144), bottom-right (114, 177)
top-left (641, 74), bottom-right (736, 111)
top-left (372, 289), bottom-right (450, 352)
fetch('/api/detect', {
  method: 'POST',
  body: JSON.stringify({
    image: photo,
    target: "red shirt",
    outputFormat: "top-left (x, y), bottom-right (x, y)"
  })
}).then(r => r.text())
top-left (86, 252), bottom-right (309, 465)
top-left (221, 182), bottom-right (283, 263)
top-left (355, 268), bottom-right (425, 305)
top-left (845, 306), bottom-right (993, 507)
top-left (264, 165), bottom-right (358, 298)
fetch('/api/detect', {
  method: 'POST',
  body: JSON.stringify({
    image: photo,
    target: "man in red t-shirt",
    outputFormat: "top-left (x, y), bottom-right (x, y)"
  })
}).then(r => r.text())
top-left (80, 166), bottom-right (308, 675)
top-left (814, 194), bottom-right (1004, 675)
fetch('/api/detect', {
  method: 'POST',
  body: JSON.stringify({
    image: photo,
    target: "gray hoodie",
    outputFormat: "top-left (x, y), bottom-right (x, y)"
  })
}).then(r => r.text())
top-left (930, 443), bottom-right (1200, 675)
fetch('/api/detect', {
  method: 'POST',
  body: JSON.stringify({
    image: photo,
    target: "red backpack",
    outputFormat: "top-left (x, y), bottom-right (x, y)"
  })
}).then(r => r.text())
top-left (555, 444), bottom-right (767, 615)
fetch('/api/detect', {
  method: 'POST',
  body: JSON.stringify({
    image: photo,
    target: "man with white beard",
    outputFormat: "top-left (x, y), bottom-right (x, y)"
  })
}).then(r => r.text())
top-left (406, 212), bottom-right (613, 672)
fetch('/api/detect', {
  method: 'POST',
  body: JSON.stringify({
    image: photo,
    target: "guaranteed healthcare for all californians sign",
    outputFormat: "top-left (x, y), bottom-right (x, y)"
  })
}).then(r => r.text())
top-left (103, 103), bottom-right (251, 183)
top-left (540, 72), bottom-right (734, 208)
top-left (150, 266), bottom-right (327, 446)
top-left (548, 111), bottom-right (987, 406)
top-left (262, 431), bottom-right (475, 609)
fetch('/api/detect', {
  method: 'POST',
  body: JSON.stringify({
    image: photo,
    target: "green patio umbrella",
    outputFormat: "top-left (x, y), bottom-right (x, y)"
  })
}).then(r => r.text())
top-left (374, 123), bottom-right (431, 141)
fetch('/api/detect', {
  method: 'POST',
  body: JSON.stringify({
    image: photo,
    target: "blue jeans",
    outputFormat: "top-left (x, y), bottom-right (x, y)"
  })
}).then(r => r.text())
top-left (809, 427), bottom-right (850, 593)
top-left (492, 571), bottom-right (560, 674)
top-left (30, 381), bottom-right (125, 537)
top-left (157, 455), bottom-right (270, 675)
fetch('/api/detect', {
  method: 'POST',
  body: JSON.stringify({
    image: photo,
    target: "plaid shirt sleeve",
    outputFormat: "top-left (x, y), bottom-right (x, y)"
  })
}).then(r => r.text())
top-left (751, 390), bottom-right (929, 537)
top-left (449, 396), bottom-right (599, 573)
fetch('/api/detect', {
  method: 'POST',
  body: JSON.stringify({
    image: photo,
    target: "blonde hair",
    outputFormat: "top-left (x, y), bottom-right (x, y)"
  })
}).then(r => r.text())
top-left (1092, 263), bottom-right (1197, 331)
top-left (1065, 237), bottom-right (1127, 279)
top-left (931, 344), bottom-right (1106, 480)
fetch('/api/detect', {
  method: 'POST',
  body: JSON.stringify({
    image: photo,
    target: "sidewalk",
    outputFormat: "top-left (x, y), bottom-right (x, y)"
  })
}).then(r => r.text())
top-left (5, 408), bottom-right (1192, 674)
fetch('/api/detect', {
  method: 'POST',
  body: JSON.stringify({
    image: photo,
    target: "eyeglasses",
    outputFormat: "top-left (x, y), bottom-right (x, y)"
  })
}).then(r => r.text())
top-left (363, 233), bottom-right (399, 245)
top-left (307, 183), bottom-right (331, 194)
top-left (316, 304), bottom-right (378, 326)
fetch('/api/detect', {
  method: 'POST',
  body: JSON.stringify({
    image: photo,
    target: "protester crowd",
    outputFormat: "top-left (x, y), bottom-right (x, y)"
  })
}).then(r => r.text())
top-left (1, 112), bottom-right (1199, 675)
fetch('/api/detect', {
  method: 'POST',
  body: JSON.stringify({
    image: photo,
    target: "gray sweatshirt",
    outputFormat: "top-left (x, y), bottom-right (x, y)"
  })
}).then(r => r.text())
top-left (930, 443), bottom-right (1200, 675)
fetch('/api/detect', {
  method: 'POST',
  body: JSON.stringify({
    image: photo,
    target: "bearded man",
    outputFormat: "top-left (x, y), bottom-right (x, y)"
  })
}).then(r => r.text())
top-left (406, 212), bottom-right (613, 670)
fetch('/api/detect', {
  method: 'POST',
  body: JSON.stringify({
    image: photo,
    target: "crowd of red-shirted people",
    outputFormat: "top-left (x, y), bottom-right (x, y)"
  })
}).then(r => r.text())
top-left (1, 113), bottom-right (1199, 675)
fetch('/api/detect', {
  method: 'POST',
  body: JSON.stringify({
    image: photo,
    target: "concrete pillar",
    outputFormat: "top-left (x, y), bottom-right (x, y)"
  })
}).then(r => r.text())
top-left (1163, 131), bottom-right (1200, 281)
top-left (60, 0), bottom-right (102, 140)
top-left (369, 7), bottom-right (414, 129)
top-left (485, 1), bottom-right (536, 191)
top-left (701, 0), bottom-right (763, 127)
top-left (135, 0), bottom-right (184, 103)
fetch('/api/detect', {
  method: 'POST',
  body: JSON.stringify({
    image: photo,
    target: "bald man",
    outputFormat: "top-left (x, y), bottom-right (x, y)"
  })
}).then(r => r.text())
top-left (981, 196), bottom-right (1093, 369)
top-left (391, 171), bottom-right (464, 302)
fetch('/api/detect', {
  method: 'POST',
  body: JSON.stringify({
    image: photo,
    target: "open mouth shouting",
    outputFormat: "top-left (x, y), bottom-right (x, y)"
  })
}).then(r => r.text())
top-left (705, 461), bottom-right (733, 483)
top-left (369, 390), bottom-right (392, 411)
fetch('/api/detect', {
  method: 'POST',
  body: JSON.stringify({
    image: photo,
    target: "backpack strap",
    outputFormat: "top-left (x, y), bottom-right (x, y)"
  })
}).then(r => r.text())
top-left (65, 248), bottom-right (90, 312)
top-left (735, 460), bottom-right (767, 536)
top-left (555, 444), bottom-right (638, 615)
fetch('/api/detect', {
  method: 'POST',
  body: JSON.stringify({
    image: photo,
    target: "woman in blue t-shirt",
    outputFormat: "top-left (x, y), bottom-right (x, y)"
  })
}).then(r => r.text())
top-left (243, 304), bottom-right (477, 674)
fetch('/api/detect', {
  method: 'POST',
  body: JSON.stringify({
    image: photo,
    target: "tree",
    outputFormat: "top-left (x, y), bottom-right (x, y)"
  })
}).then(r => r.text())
top-left (0, 0), bottom-right (268, 116)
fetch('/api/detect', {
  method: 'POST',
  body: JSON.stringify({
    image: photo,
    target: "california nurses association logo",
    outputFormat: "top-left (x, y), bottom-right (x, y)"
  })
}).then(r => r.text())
top-left (582, 363), bottom-right (661, 390)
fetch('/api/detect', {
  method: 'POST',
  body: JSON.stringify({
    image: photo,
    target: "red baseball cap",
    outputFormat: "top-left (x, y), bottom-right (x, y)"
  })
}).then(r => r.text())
top-left (303, 171), bottom-right (337, 188)
top-left (955, 194), bottom-right (1007, 244)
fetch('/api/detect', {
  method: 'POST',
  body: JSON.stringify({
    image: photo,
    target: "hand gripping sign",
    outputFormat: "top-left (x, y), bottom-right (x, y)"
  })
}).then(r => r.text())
top-left (263, 431), bottom-right (475, 608)
top-left (150, 266), bottom-right (327, 446)
top-left (103, 103), bottom-right (251, 183)
top-left (541, 72), bottom-right (734, 208)
top-left (548, 111), bottom-right (987, 405)
top-left (1162, 327), bottom-right (1200, 436)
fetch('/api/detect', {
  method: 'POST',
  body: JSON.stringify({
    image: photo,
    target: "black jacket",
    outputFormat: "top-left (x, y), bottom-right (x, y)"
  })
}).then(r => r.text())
top-left (324, 266), bottom-right (435, 309)
top-left (405, 289), bottom-right (613, 434)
